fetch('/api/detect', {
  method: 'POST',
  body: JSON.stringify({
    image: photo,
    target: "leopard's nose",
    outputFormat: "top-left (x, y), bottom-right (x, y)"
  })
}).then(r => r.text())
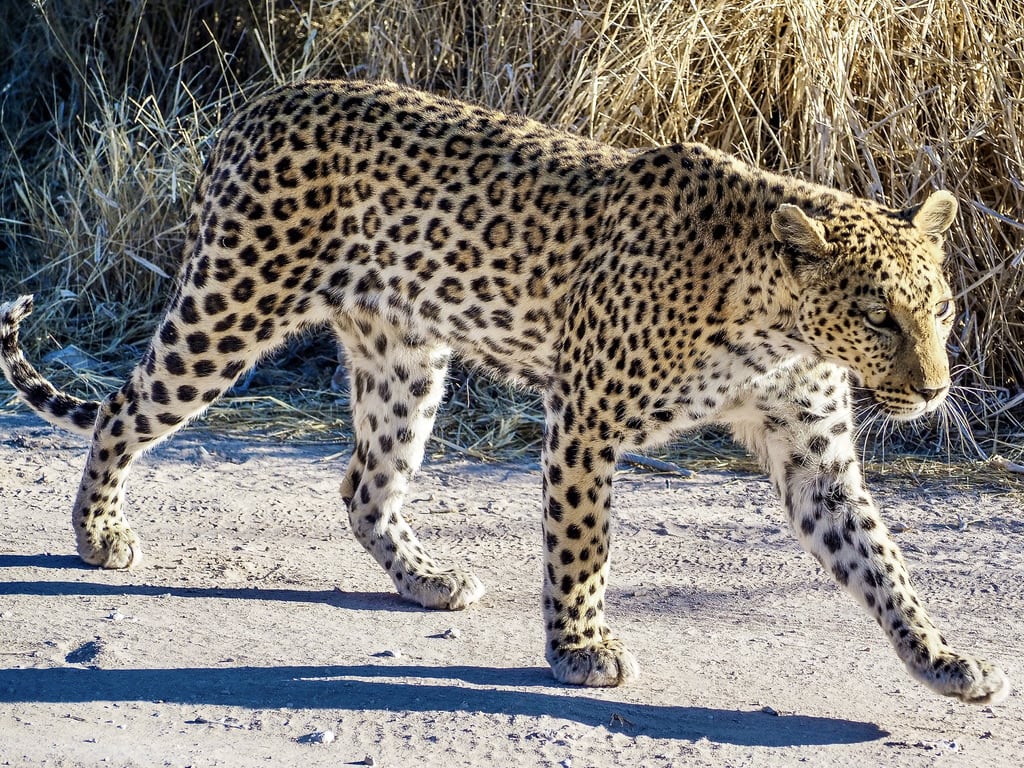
top-left (914, 383), bottom-right (949, 402)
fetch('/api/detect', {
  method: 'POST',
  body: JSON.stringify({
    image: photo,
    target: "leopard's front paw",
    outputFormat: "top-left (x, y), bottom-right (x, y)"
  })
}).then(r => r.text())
top-left (913, 652), bottom-right (1010, 705)
top-left (547, 638), bottom-right (639, 686)
top-left (399, 567), bottom-right (485, 610)
top-left (77, 526), bottom-right (142, 569)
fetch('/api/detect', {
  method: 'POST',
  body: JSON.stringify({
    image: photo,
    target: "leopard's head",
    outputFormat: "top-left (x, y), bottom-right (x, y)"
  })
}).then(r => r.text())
top-left (772, 191), bottom-right (958, 421)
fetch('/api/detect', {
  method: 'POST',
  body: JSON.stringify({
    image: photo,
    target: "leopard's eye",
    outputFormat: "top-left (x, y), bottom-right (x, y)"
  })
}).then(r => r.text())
top-left (865, 307), bottom-right (891, 329)
top-left (935, 298), bottom-right (954, 320)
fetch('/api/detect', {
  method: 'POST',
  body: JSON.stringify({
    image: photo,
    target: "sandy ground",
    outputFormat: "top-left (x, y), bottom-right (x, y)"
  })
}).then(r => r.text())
top-left (0, 410), bottom-right (1021, 767)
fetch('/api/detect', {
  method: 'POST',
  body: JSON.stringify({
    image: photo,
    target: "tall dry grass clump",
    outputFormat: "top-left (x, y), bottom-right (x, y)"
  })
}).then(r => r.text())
top-left (1, 0), bottom-right (1022, 457)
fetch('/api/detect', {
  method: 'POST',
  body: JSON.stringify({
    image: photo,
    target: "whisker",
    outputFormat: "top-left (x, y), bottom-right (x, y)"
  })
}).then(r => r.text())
top-left (941, 392), bottom-right (987, 460)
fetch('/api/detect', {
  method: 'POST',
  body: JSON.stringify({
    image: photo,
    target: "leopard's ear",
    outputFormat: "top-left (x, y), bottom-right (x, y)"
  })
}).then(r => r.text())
top-left (908, 191), bottom-right (958, 241)
top-left (771, 204), bottom-right (832, 272)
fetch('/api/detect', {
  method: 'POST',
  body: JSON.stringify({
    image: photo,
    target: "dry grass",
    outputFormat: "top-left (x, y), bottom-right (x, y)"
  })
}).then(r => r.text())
top-left (1, 0), bottom-right (1022, 465)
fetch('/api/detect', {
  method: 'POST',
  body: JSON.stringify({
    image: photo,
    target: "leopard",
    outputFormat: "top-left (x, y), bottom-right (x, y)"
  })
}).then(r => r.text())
top-left (0, 79), bottom-right (1010, 705)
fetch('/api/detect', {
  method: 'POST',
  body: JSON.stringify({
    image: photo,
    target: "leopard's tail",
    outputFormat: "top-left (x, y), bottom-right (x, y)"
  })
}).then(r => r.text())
top-left (0, 295), bottom-right (100, 437)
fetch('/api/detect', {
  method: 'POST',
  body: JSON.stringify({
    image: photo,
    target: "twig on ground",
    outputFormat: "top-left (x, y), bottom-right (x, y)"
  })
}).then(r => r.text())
top-left (620, 452), bottom-right (695, 478)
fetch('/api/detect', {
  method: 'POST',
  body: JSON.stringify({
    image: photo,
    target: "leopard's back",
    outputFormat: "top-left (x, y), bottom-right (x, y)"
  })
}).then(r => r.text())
top-left (185, 80), bottom-right (630, 387)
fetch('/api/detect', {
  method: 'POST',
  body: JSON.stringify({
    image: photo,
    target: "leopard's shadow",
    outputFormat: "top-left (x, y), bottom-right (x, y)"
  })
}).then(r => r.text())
top-left (0, 553), bottom-right (88, 569)
top-left (0, 555), bottom-right (888, 746)
top-left (0, 663), bottom-right (887, 746)
top-left (0, 561), bottom-right (420, 612)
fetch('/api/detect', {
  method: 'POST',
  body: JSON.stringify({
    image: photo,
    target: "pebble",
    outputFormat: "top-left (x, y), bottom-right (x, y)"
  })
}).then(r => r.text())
top-left (297, 730), bottom-right (335, 744)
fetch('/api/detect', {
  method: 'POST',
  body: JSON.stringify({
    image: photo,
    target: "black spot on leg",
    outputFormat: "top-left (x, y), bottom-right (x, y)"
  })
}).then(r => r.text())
top-left (204, 293), bottom-right (228, 315)
top-left (159, 321), bottom-right (179, 346)
top-left (221, 360), bottom-right (246, 379)
top-left (217, 336), bottom-right (245, 354)
top-left (823, 528), bottom-right (843, 553)
top-left (832, 563), bottom-right (849, 585)
top-left (193, 360), bottom-right (217, 377)
top-left (151, 381), bottom-right (171, 405)
top-left (232, 278), bottom-right (255, 302)
top-left (177, 385), bottom-right (198, 402)
top-left (564, 440), bottom-right (580, 469)
top-left (548, 463), bottom-right (563, 485)
top-left (565, 486), bottom-right (581, 508)
top-left (179, 296), bottom-right (200, 324)
top-left (548, 498), bottom-right (564, 523)
top-left (559, 574), bottom-right (574, 596)
top-left (807, 434), bottom-right (829, 455)
top-left (165, 353), bottom-right (186, 376)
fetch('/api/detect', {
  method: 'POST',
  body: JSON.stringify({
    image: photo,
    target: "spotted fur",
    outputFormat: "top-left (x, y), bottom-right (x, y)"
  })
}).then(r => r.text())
top-left (0, 80), bottom-right (1008, 704)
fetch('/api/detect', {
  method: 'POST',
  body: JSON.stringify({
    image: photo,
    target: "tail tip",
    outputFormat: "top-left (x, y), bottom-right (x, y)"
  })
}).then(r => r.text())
top-left (1, 294), bottom-right (35, 326)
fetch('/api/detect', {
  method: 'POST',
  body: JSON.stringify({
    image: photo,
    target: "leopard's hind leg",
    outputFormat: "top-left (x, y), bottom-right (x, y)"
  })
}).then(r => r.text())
top-left (70, 283), bottom-right (293, 568)
top-left (333, 316), bottom-right (484, 610)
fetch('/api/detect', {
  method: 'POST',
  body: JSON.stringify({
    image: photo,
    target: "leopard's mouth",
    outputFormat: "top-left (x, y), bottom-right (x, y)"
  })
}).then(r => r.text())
top-left (871, 392), bottom-right (945, 422)
top-left (878, 402), bottom-right (929, 422)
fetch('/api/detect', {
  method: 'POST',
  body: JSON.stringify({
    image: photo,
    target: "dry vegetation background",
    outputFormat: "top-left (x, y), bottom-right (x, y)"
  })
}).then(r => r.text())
top-left (0, 0), bottom-right (1022, 461)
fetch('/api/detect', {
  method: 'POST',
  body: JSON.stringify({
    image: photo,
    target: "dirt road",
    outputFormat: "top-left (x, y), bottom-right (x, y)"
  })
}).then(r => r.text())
top-left (0, 413), bottom-right (1020, 766)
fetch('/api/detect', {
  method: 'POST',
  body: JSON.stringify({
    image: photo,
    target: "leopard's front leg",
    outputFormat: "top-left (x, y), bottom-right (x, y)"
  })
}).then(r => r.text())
top-left (730, 362), bottom-right (1010, 704)
top-left (540, 394), bottom-right (638, 686)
